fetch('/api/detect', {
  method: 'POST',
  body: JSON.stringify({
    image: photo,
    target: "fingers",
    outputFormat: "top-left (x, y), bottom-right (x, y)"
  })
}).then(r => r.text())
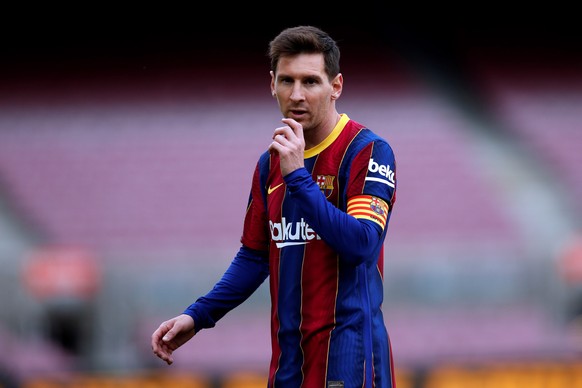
top-left (270, 118), bottom-right (304, 152)
top-left (269, 125), bottom-right (292, 155)
top-left (154, 341), bottom-right (174, 365)
top-left (271, 126), bottom-right (292, 143)
top-left (271, 118), bottom-right (303, 142)
top-left (269, 118), bottom-right (306, 176)
top-left (281, 118), bottom-right (304, 141)
top-left (151, 315), bottom-right (196, 366)
top-left (151, 321), bottom-right (175, 365)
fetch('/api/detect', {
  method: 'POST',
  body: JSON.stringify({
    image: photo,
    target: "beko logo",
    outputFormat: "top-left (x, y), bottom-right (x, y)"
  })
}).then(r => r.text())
top-left (367, 158), bottom-right (395, 188)
top-left (269, 218), bottom-right (321, 248)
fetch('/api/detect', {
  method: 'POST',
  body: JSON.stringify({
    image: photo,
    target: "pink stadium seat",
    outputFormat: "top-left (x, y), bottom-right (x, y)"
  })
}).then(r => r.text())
top-left (0, 76), bottom-right (521, 256)
top-left (467, 54), bottom-right (582, 217)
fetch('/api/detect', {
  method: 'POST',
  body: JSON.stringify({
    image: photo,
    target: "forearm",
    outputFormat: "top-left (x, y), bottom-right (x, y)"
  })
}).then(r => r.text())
top-left (284, 168), bottom-right (383, 265)
top-left (183, 245), bottom-right (269, 332)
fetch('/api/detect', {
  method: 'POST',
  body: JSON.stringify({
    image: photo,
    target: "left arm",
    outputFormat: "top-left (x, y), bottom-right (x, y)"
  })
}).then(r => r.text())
top-left (285, 167), bottom-right (383, 265)
top-left (269, 118), bottom-right (394, 266)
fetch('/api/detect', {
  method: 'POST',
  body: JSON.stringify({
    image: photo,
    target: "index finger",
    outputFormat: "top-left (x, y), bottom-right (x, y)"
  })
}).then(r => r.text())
top-left (281, 118), bottom-right (304, 141)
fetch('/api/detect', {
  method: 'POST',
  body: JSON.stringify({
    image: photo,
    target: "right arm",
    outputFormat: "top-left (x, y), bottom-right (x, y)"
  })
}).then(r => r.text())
top-left (151, 245), bottom-right (269, 364)
top-left (183, 245), bottom-right (269, 331)
top-left (152, 154), bottom-right (271, 365)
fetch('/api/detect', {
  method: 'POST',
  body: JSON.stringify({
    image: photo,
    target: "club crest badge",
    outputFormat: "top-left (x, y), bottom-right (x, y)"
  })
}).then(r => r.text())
top-left (316, 175), bottom-right (335, 198)
top-left (370, 196), bottom-right (385, 216)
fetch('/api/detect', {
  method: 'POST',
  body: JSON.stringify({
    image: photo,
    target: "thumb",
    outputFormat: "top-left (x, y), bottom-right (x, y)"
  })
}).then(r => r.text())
top-left (161, 321), bottom-right (181, 342)
top-left (162, 329), bottom-right (176, 342)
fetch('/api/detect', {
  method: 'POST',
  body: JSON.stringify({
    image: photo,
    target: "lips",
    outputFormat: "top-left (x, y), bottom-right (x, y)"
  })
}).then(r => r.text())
top-left (289, 109), bottom-right (307, 119)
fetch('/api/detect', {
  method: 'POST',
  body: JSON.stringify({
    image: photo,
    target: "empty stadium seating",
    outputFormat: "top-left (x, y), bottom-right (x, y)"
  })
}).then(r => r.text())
top-left (0, 66), bottom-right (523, 257)
top-left (466, 53), bottom-right (582, 218)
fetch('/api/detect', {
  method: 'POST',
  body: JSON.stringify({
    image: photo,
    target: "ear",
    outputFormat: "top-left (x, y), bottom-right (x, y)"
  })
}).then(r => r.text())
top-left (331, 73), bottom-right (343, 100)
top-left (270, 71), bottom-right (276, 97)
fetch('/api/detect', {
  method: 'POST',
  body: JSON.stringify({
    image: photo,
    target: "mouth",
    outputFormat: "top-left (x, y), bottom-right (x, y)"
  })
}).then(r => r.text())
top-left (288, 109), bottom-right (308, 120)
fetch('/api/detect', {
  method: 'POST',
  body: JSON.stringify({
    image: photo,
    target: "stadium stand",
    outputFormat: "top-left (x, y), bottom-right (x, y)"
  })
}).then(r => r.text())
top-left (0, 69), bottom-right (523, 257)
top-left (465, 52), bottom-right (582, 221)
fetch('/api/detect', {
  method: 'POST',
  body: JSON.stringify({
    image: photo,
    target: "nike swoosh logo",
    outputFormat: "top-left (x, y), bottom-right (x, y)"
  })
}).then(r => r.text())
top-left (267, 183), bottom-right (284, 195)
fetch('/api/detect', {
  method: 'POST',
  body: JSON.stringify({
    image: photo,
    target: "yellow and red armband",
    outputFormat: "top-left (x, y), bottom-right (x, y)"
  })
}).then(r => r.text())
top-left (347, 195), bottom-right (389, 230)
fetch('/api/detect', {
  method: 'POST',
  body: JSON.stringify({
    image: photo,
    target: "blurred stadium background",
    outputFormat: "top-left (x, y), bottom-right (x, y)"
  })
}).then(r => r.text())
top-left (1, 6), bottom-right (582, 388)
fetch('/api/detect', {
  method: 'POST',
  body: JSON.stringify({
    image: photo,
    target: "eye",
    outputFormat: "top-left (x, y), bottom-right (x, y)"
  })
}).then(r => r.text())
top-left (304, 77), bottom-right (319, 86)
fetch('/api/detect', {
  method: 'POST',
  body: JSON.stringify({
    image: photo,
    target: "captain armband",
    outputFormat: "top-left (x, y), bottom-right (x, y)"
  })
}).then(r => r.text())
top-left (347, 195), bottom-right (389, 230)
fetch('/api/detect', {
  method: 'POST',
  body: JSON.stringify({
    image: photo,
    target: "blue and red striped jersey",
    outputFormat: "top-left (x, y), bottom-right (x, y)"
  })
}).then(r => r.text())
top-left (186, 114), bottom-right (397, 387)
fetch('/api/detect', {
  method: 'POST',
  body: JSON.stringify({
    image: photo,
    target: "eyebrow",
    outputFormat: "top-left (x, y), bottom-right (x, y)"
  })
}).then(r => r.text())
top-left (276, 72), bottom-right (324, 81)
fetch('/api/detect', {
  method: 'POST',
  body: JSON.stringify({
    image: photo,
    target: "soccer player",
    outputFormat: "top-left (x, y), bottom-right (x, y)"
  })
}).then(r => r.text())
top-left (151, 25), bottom-right (398, 388)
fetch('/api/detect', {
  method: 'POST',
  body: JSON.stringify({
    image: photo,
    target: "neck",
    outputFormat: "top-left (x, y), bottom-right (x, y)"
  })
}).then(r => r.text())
top-left (304, 112), bottom-right (342, 150)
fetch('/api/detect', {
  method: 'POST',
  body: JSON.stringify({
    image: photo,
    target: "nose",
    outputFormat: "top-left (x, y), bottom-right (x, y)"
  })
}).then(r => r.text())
top-left (289, 82), bottom-right (305, 102)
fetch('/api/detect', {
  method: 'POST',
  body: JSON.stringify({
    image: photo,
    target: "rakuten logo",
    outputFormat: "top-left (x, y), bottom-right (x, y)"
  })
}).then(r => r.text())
top-left (367, 158), bottom-right (395, 187)
top-left (270, 218), bottom-right (321, 248)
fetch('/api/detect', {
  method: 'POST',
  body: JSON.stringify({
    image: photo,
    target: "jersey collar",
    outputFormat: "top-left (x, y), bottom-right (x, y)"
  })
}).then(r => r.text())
top-left (304, 113), bottom-right (350, 158)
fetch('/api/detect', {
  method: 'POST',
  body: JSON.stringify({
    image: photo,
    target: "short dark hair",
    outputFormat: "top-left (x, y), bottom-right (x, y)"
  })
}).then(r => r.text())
top-left (268, 25), bottom-right (340, 81)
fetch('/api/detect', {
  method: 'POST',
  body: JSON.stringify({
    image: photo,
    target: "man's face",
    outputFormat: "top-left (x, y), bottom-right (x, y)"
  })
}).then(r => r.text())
top-left (270, 53), bottom-right (340, 134)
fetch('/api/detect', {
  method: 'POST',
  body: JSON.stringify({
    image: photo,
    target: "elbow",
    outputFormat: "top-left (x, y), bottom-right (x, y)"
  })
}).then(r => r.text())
top-left (341, 244), bottom-right (378, 266)
top-left (339, 221), bottom-right (383, 265)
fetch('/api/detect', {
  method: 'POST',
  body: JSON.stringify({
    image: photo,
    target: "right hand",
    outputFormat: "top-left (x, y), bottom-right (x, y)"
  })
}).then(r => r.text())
top-left (151, 314), bottom-right (196, 365)
top-left (268, 118), bottom-right (306, 177)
